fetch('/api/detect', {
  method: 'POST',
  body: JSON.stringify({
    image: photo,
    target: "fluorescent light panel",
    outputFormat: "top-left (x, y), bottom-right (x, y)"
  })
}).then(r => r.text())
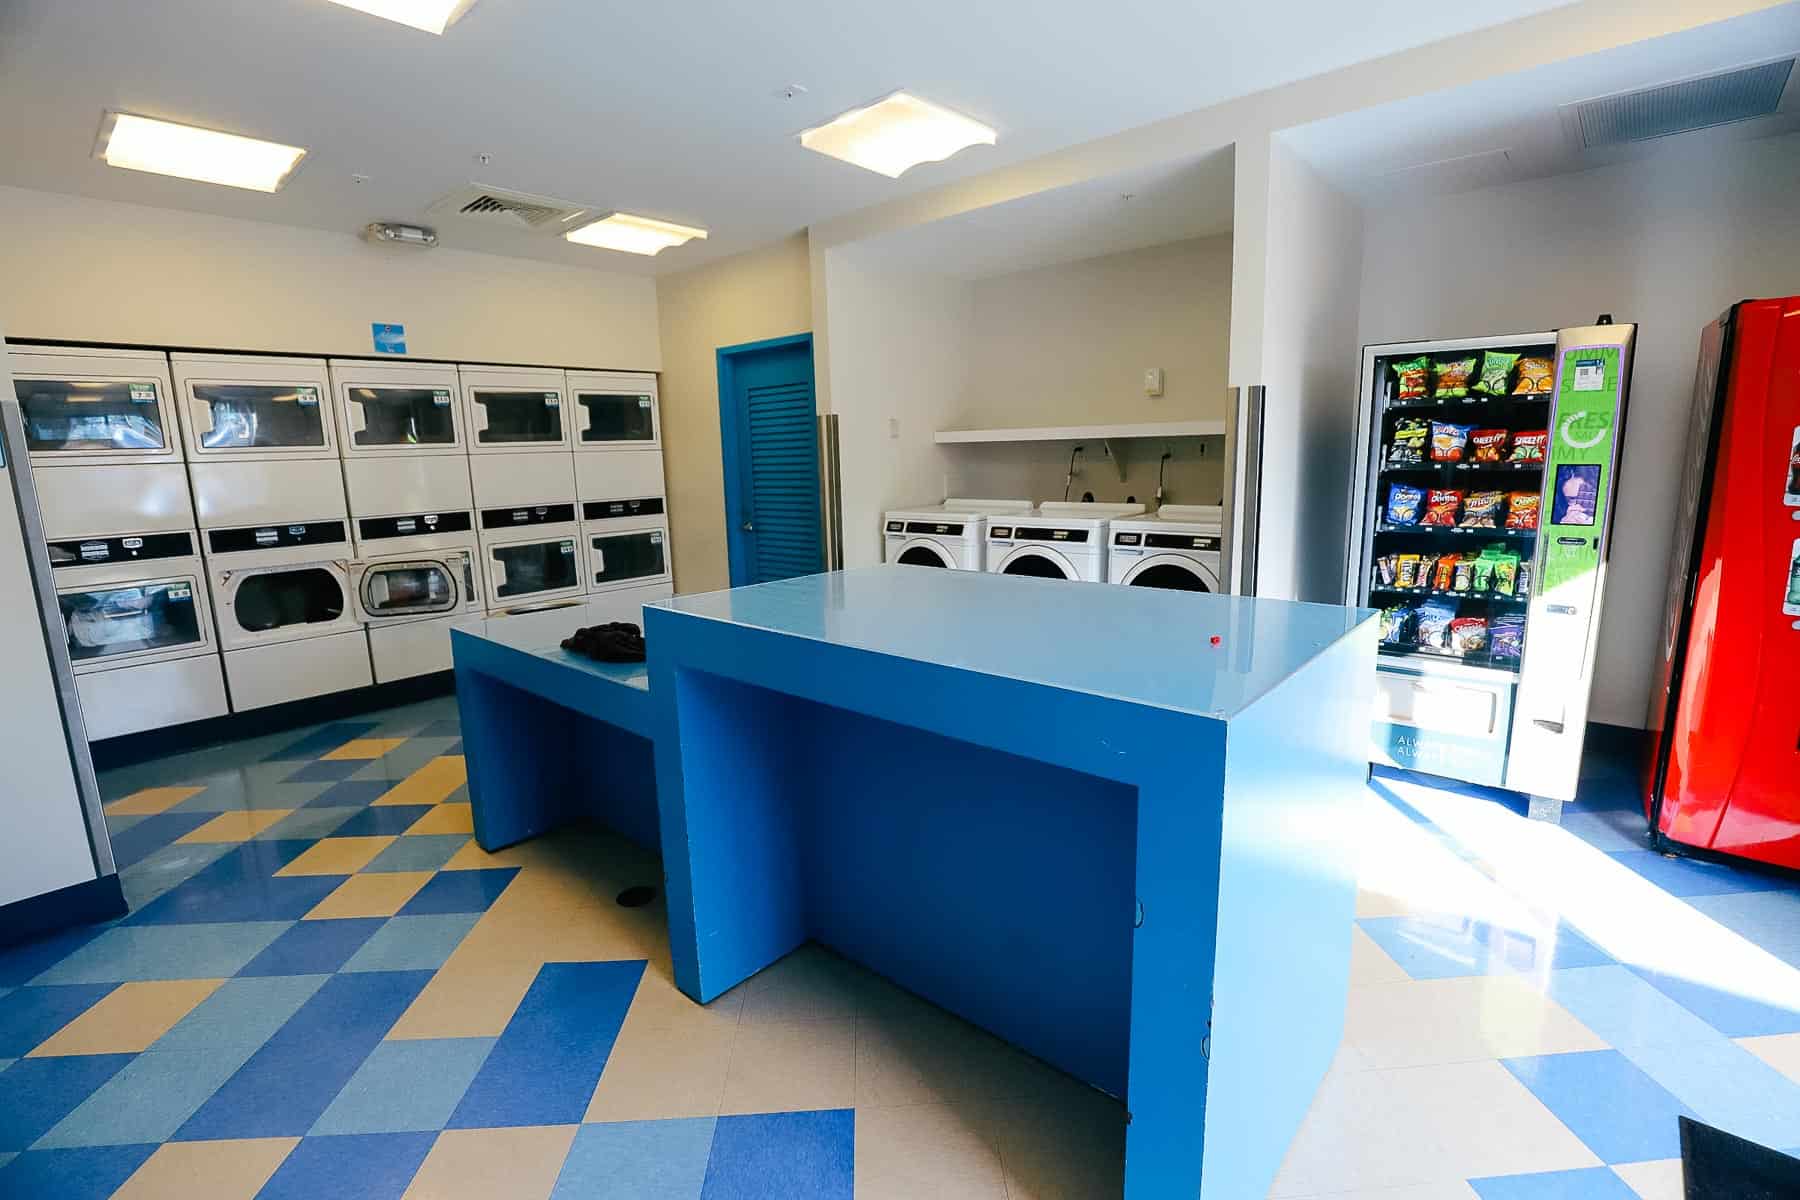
top-left (564, 212), bottom-right (708, 256)
top-left (320, 0), bottom-right (479, 34)
top-left (96, 113), bottom-right (307, 193)
top-left (799, 91), bottom-right (996, 178)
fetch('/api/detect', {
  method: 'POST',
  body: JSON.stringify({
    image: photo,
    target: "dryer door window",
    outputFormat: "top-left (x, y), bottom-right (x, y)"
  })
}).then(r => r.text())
top-left (233, 568), bottom-right (345, 632)
top-left (472, 390), bottom-right (563, 445)
top-left (362, 561), bottom-right (457, 616)
top-left (493, 539), bottom-right (578, 598)
top-left (59, 578), bottom-right (202, 662)
top-left (15, 379), bottom-right (168, 452)
top-left (589, 529), bottom-right (666, 586)
top-left (576, 392), bottom-right (655, 445)
top-left (1129, 563), bottom-right (1210, 592)
top-left (1002, 550), bottom-right (1073, 579)
top-left (347, 387), bottom-right (456, 448)
top-left (192, 384), bottom-right (326, 450)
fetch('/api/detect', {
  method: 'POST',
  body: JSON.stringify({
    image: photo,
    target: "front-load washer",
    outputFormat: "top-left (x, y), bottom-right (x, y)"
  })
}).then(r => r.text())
top-left (351, 517), bottom-right (483, 684)
top-left (204, 520), bottom-right (372, 711)
top-left (460, 365), bottom-right (571, 454)
top-left (568, 370), bottom-right (659, 451)
top-left (985, 502), bottom-right (1145, 582)
top-left (1107, 505), bottom-right (1224, 592)
top-left (883, 499), bottom-right (1033, 570)
top-left (48, 529), bottom-right (227, 739)
top-left (329, 359), bottom-right (470, 459)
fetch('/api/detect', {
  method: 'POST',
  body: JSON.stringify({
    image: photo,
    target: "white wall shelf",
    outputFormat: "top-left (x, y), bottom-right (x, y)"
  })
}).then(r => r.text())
top-left (935, 420), bottom-right (1226, 481)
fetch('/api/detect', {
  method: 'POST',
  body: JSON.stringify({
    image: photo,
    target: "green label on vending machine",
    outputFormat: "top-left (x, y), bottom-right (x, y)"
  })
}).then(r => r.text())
top-left (1540, 346), bottom-right (1620, 594)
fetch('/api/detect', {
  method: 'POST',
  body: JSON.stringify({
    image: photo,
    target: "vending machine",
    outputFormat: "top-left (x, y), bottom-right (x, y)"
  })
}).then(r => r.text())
top-left (1644, 297), bottom-right (1800, 871)
top-left (1344, 321), bottom-right (1635, 811)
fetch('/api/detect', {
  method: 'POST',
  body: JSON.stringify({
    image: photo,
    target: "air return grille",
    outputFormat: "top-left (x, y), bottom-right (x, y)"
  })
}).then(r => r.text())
top-left (1569, 59), bottom-right (1793, 148)
top-left (426, 184), bottom-right (586, 231)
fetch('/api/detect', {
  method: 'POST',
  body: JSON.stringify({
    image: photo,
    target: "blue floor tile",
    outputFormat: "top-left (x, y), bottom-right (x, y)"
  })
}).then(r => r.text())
top-left (123, 842), bottom-right (338, 926)
top-left (153, 974), bottom-right (328, 1056)
top-left (700, 1109), bottom-right (854, 1200)
top-left (364, 835), bottom-right (471, 873)
top-left (1609, 850), bottom-right (1791, 898)
top-left (0, 1054), bottom-right (134, 1150)
top-left (31, 922), bottom-right (294, 985)
top-left (256, 806), bottom-right (362, 842)
top-left (1359, 915), bottom-right (1610, 980)
top-left (119, 842), bottom-right (235, 910)
top-left (398, 868), bottom-right (519, 916)
top-left (0, 926), bottom-right (108, 988)
top-left (1685, 891), bottom-right (1800, 969)
top-left (175, 969), bottom-right (433, 1140)
top-left (301, 779), bottom-right (396, 809)
top-left (310, 1038), bottom-right (496, 1135)
top-left (441, 739), bottom-right (464, 756)
top-left (284, 759), bottom-right (367, 784)
top-left (1631, 966), bottom-right (1800, 1038)
top-left (108, 811), bottom-right (218, 869)
top-left (0, 1143), bottom-right (158, 1199)
top-left (340, 914), bottom-right (478, 973)
top-left (36, 1045), bottom-right (258, 1148)
top-left (554, 1118), bottom-right (716, 1200)
top-left (0, 983), bottom-right (116, 1057)
top-left (1502, 1050), bottom-right (1695, 1163)
top-left (264, 722), bottom-right (380, 762)
top-left (447, 960), bottom-right (645, 1129)
top-left (1470, 1166), bottom-right (1640, 1198)
top-left (0, 1151), bottom-right (11, 1171)
top-left (237, 920), bottom-right (387, 977)
top-left (415, 720), bottom-right (462, 739)
top-left (1559, 808), bottom-right (1651, 854)
top-left (330, 806), bottom-right (433, 838)
top-left (256, 1132), bottom-right (436, 1200)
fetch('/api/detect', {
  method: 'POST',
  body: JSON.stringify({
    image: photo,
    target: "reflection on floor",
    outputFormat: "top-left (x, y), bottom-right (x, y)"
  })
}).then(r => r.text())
top-left (0, 698), bottom-right (1796, 1199)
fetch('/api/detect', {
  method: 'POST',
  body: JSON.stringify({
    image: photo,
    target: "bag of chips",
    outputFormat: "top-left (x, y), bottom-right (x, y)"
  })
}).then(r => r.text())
top-left (1473, 350), bottom-right (1519, 396)
top-left (1430, 422), bottom-right (1473, 463)
top-left (1416, 600), bottom-right (1458, 649)
top-left (1490, 613), bottom-right (1526, 660)
top-left (1470, 429), bottom-right (1509, 462)
top-left (1509, 430), bottom-right (1549, 461)
top-left (1460, 490), bottom-right (1505, 528)
top-left (1392, 356), bottom-right (1431, 402)
top-left (1395, 554), bottom-right (1423, 589)
top-left (1492, 552), bottom-right (1521, 596)
top-left (1505, 492), bottom-right (1541, 530)
top-left (1451, 557), bottom-right (1476, 593)
top-left (1514, 357), bottom-right (1554, 394)
top-left (1379, 606), bottom-right (1416, 646)
top-left (1432, 554), bottom-right (1458, 592)
top-left (1470, 552), bottom-right (1497, 594)
top-left (1433, 356), bottom-right (1478, 399)
top-left (1449, 617), bottom-right (1489, 655)
top-left (1421, 488), bottom-right (1462, 526)
top-left (1388, 417), bottom-right (1429, 466)
top-left (1385, 482), bottom-right (1424, 526)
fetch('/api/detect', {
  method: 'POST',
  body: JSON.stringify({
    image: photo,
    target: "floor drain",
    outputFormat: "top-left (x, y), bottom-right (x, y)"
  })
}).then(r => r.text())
top-left (616, 885), bottom-right (657, 908)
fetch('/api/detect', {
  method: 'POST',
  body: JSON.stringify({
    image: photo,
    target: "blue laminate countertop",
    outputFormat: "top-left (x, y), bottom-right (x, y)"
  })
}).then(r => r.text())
top-left (464, 618), bottom-right (650, 692)
top-left (651, 566), bottom-right (1373, 719)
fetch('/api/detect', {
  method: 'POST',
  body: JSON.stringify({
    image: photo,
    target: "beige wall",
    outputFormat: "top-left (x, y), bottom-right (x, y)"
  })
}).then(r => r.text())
top-left (653, 233), bottom-right (813, 592)
top-left (0, 185), bottom-right (659, 369)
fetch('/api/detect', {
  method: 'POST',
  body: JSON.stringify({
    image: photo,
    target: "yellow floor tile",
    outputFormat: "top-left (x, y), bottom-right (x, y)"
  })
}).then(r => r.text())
top-left (405, 803), bottom-right (474, 836)
top-left (28, 979), bottom-right (224, 1057)
top-left (303, 871), bottom-right (432, 919)
top-left (320, 737), bottom-right (408, 761)
top-left (402, 1125), bottom-right (576, 1200)
top-left (112, 1137), bottom-right (299, 1200)
top-left (375, 756), bottom-right (466, 806)
top-left (387, 960), bottom-right (541, 1040)
top-left (276, 836), bottom-right (398, 876)
top-left (177, 810), bottom-right (294, 844)
top-left (105, 786), bottom-right (204, 816)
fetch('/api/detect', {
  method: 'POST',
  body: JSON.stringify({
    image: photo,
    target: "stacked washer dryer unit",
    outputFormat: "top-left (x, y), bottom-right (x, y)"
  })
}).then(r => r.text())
top-left (330, 359), bottom-right (483, 683)
top-left (9, 346), bottom-right (228, 738)
top-left (569, 371), bottom-right (673, 627)
top-left (175, 353), bottom-right (372, 711)
top-left (883, 499), bottom-right (1034, 570)
top-left (1106, 505), bottom-right (1225, 592)
top-left (985, 502), bottom-right (1146, 582)
top-left (463, 365), bottom-right (587, 644)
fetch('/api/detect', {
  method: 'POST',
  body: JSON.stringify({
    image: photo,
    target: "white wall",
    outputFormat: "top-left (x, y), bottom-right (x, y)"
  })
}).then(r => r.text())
top-left (942, 436), bottom-right (1226, 511)
top-left (0, 185), bottom-right (660, 369)
top-left (1358, 131), bottom-right (1800, 727)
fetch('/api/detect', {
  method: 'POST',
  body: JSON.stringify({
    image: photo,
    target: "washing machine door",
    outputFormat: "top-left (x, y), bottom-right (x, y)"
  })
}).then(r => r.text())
top-left (352, 553), bottom-right (473, 622)
top-left (997, 545), bottom-right (1078, 580)
top-left (218, 562), bottom-right (353, 649)
top-left (56, 571), bottom-right (210, 671)
top-left (1120, 553), bottom-right (1217, 592)
top-left (895, 539), bottom-right (955, 568)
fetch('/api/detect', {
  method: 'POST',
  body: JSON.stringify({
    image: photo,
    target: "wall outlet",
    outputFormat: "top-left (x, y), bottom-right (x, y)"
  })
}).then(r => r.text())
top-left (887, 417), bottom-right (900, 440)
top-left (1143, 367), bottom-right (1164, 397)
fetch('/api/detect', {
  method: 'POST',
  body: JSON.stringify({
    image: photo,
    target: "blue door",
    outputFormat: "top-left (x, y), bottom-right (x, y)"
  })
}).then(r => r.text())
top-left (717, 334), bottom-right (822, 586)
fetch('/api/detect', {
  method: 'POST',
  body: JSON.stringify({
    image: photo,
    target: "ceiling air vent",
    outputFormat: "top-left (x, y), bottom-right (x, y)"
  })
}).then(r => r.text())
top-left (426, 184), bottom-right (587, 232)
top-left (1566, 58), bottom-right (1794, 149)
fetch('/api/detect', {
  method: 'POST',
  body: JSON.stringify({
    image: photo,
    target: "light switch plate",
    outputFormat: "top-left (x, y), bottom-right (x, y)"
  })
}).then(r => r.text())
top-left (1143, 367), bottom-right (1164, 397)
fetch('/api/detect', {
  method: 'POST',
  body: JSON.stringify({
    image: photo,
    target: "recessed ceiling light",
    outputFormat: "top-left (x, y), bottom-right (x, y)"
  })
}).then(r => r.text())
top-left (320, 0), bottom-right (479, 34)
top-left (798, 91), bottom-right (996, 178)
top-left (564, 213), bottom-right (708, 256)
top-left (94, 112), bottom-right (307, 193)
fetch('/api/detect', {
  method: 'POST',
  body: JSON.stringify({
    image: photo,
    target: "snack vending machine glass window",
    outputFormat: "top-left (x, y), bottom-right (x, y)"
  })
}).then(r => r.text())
top-left (1344, 323), bottom-right (1634, 806)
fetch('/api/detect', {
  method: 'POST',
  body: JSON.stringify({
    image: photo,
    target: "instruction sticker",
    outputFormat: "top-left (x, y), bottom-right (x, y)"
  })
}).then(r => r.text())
top-left (372, 323), bottom-right (407, 355)
top-left (1572, 358), bottom-right (1606, 392)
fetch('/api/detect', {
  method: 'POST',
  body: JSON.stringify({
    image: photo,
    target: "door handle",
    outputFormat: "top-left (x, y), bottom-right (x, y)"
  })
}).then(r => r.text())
top-left (741, 521), bottom-right (754, 532)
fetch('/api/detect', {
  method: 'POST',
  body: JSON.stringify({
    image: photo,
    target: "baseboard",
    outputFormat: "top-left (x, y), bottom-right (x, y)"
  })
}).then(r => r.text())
top-left (0, 873), bottom-right (127, 948)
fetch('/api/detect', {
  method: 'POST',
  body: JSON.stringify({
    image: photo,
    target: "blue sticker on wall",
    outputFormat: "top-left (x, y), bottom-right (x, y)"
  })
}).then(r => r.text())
top-left (372, 323), bottom-right (407, 355)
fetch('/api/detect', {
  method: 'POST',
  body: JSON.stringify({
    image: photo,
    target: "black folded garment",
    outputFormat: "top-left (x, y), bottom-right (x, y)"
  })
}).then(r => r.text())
top-left (561, 621), bottom-right (647, 663)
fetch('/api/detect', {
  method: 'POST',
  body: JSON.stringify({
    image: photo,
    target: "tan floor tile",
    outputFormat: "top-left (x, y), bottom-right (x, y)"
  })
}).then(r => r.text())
top-left (1738, 1032), bottom-right (1800, 1085)
top-left (1404, 1059), bottom-right (1600, 1180)
top-left (321, 737), bottom-right (408, 761)
top-left (855, 999), bottom-right (1064, 1110)
top-left (991, 1083), bottom-right (1127, 1200)
top-left (277, 836), bottom-right (398, 876)
top-left (387, 960), bottom-right (541, 1040)
top-left (402, 1125), bottom-right (575, 1200)
top-left (406, 803), bottom-right (474, 836)
top-left (719, 1019), bottom-right (856, 1115)
top-left (303, 871), bottom-right (432, 919)
top-left (376, 756), bottom-right (466, 806)
top-left (176, 810), bottom-right (294, 844)
top-left (619, 968), bottom-right (743, 1038)
top-left (1612, 1158), bottom-right (1684, 1200)
top-left (584, 1020), bottom-right (735, 1122)
top-left (854, 1101), bottom-right (1009, 1200)
top-left (28, 979), bottom-right (223, 1056)
top-left (112, 1137), bottom-right (299, 1200)
top-left (447, 887), bottom-right (660, 966)
top-left (738, 944), bottom-right (872, 1025)
top-left (1348, 925), bottom-right (1411, 987)
top-left (106, 786), bottom-right (205, 816)
top-left (1343, 976), bottom-right (1606, 1069)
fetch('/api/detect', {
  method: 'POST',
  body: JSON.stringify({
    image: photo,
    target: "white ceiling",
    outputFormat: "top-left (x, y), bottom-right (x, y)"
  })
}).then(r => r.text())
top-left (0, 0), bottom-right (1569, 276)
top-left (1283, 4), bottom-right (1800, 201)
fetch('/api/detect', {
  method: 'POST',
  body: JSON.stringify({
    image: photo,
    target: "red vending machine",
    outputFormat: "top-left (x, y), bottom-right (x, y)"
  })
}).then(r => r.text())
top-left (1645, 297), bottom-right (1800, 870)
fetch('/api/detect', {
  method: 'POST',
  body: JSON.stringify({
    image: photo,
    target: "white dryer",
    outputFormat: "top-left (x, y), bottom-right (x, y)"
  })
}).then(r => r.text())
top-left (1107, 505), bottom-right (1224, 592)
top-left (10, 346), bottom-right (183, 468)
top-left (351, 515), bottom-right (484, 685)
top-left (568, 370), bottom-right (659, 451)
top-left (883, 499), bottom-right (1033, 570)
top-left (985, 502), bottom-right (1145, 582)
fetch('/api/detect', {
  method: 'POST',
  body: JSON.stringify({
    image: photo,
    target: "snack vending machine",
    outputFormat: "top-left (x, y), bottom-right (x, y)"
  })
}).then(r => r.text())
top-left (1344, 322), bottom-right (1635, 807)
top-left (1644, 297), bottom-right (1800, 871)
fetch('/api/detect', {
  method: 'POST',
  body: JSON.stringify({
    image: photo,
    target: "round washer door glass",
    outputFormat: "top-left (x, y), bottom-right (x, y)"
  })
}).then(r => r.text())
top-left (363, 563), bottom-right (455, 615)
top-left (1128, 562), bottom-right (1211, 592)
top-left (897, 543), bottom-right (951, 568)
top-left (1002, 550), bottom-right (1073, 580)
top-left (234, 568), bottom-right (345, 632)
